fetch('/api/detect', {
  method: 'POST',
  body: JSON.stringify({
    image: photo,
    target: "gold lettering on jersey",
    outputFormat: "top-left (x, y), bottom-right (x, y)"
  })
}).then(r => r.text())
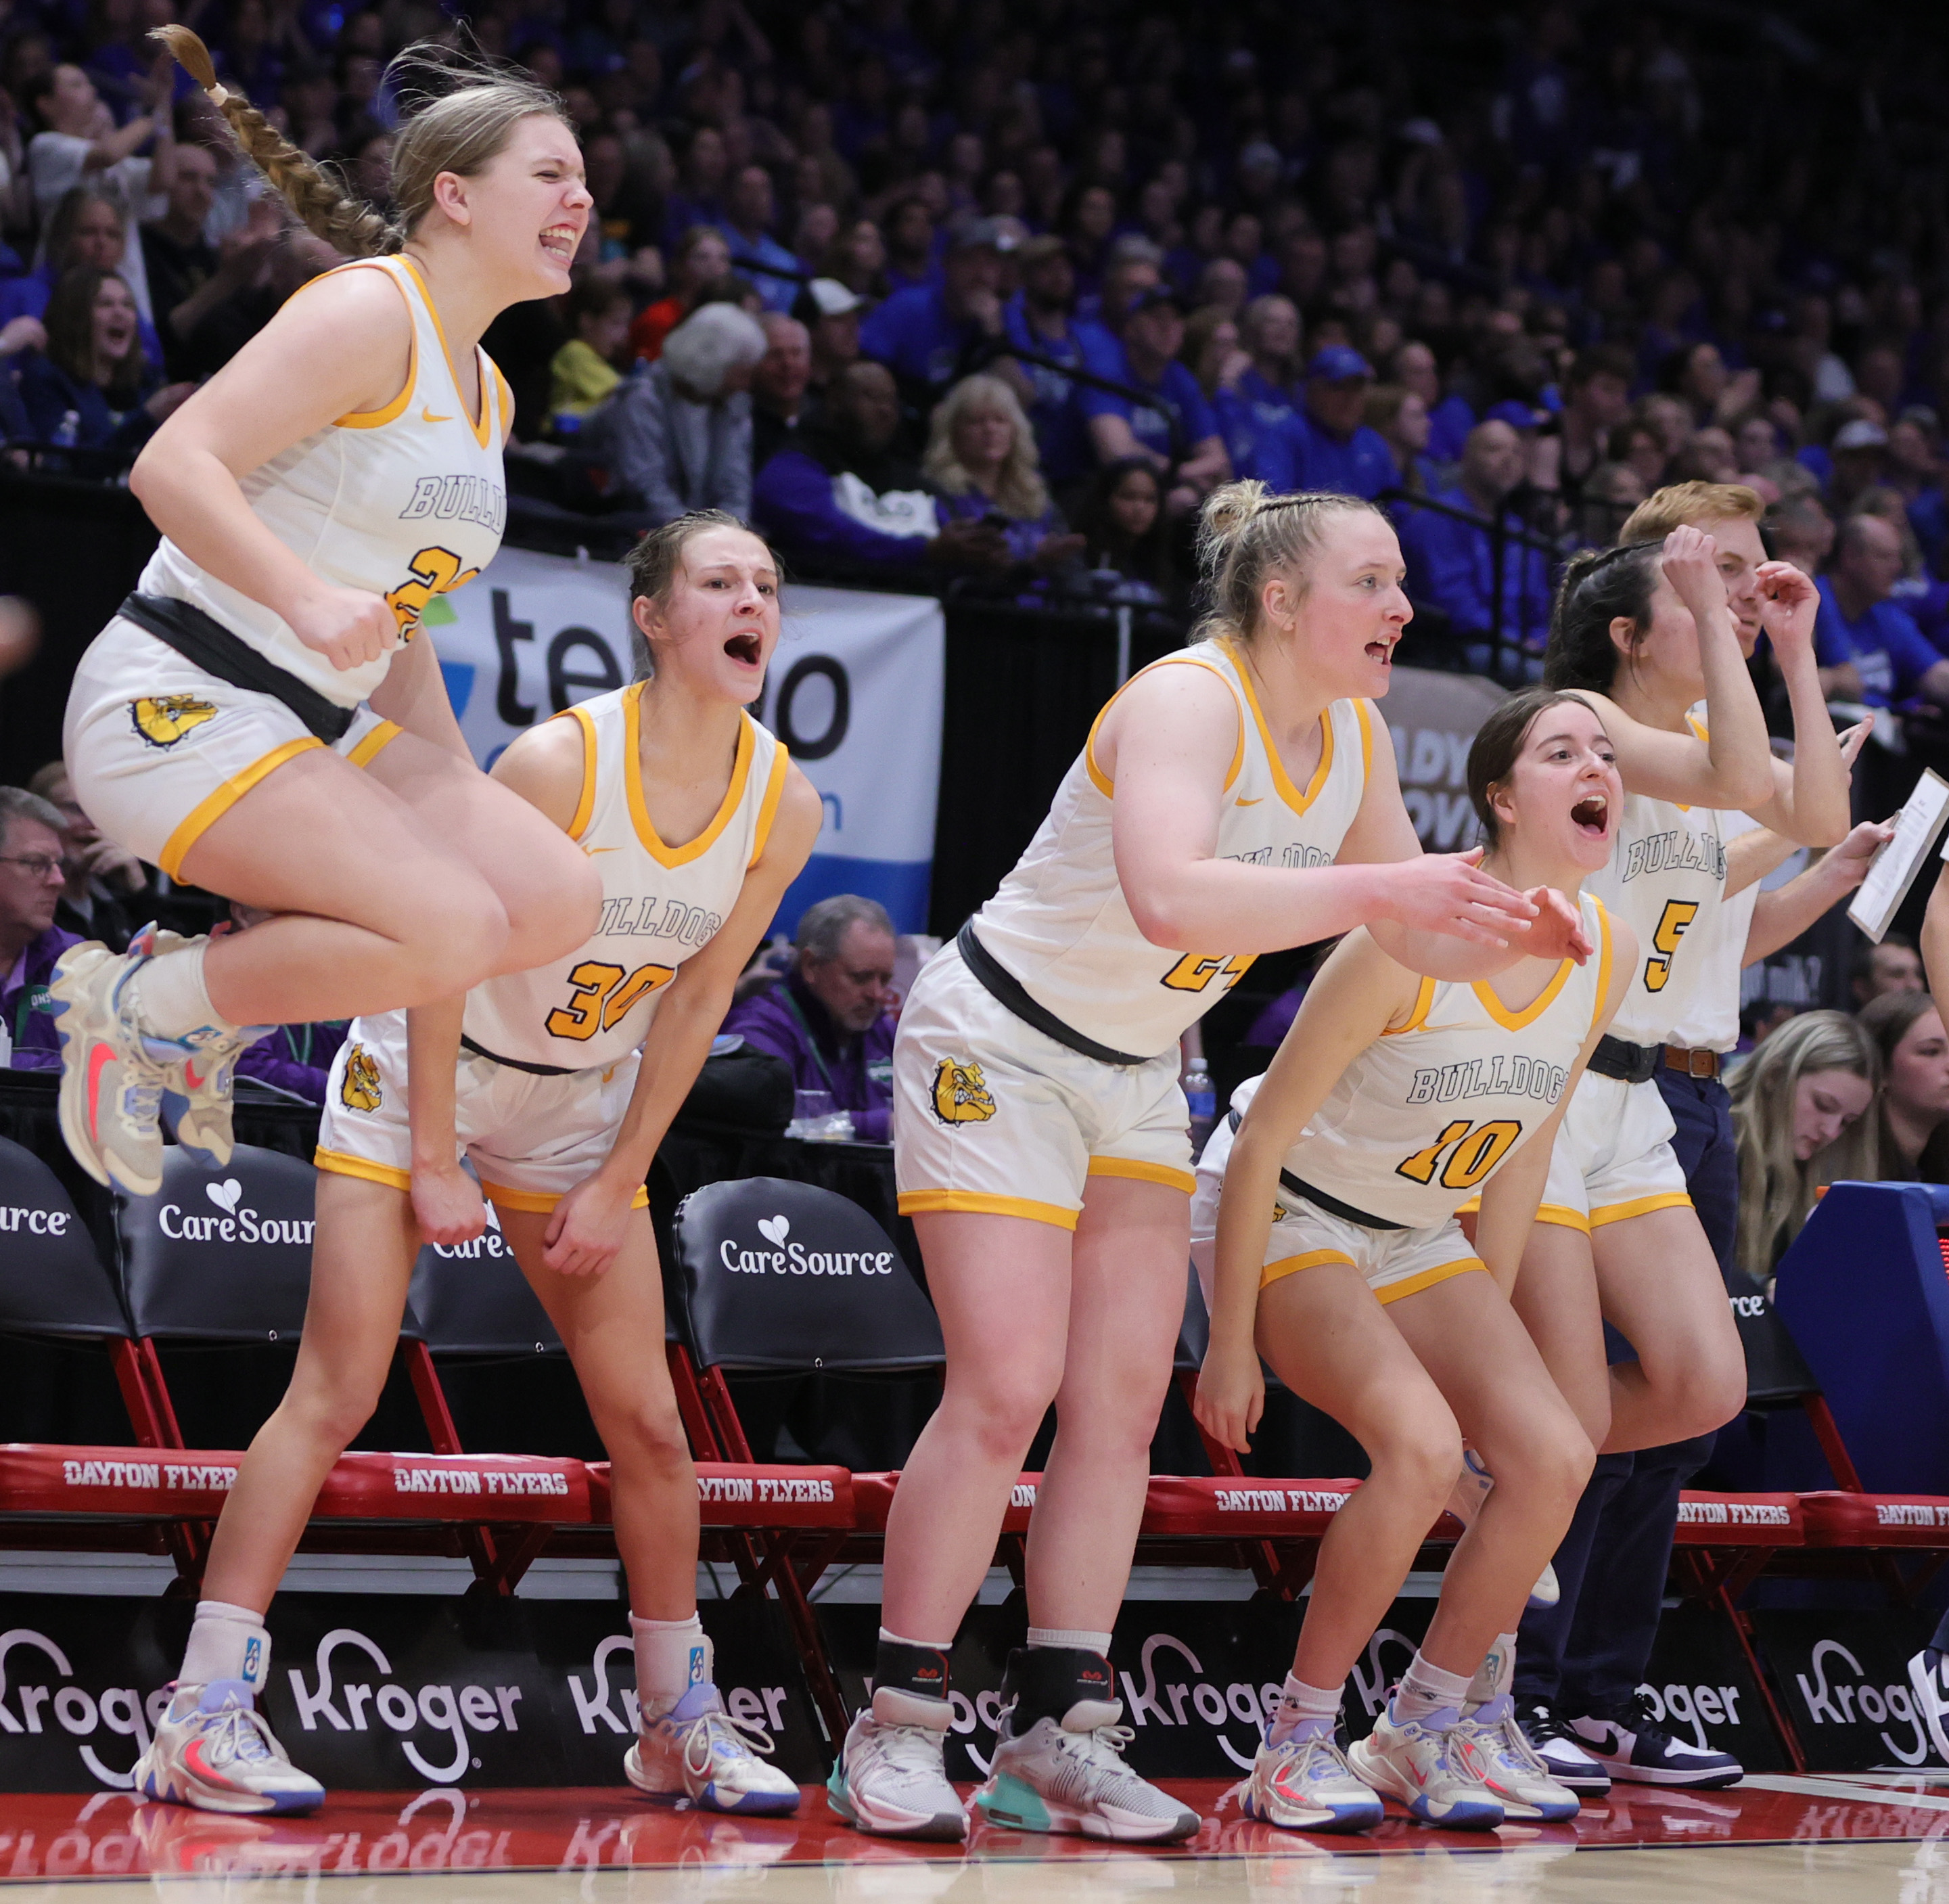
top-left (1620, 830), bottom-right (1726, 882)
top-left (1160, 952), bottom-right (1256, 994)
top-left (385, 545), bottom-right (481, 635)
top-left (340, 1044), bottom-right (382, 1112)
top-left (1395, 1117), bottom-right (1523, 1191)
top-left (544, 959), bottom-right (674, 1041)
top-left (400, 474), bottom-right (507, 535)
top-left (1643, 898), bottom-right (1700, 993)
top-left (930, 1059), bottom-right (996, 1124)
top-left (1404, 1054), bottom-right (1570, 1106)
top-left (595, 894), bottom-right (725, 947)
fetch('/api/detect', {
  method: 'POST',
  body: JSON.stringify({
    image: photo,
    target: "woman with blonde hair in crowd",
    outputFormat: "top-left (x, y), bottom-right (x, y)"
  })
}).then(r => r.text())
top-left (1860, 989), bottom-right (1949, 1183)
top-left (922, 371), bottom-right (1080, 571)
top-left (1728, 1009), bottom-right (1879, 1284)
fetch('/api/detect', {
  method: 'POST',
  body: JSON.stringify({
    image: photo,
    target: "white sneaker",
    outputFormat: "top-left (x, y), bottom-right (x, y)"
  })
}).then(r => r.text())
top-left (1910, 1648), bottom-right (1949, 1767)
top-left (49, 937), bottom-right (172, 1194)
top-left (974, 1698), bottom-right (1199, 1842)
top-left (132, 1681), bottom-right (325, 1815)
top-left (1346, 1702), bottom-right (1505, 1830)
top-left (1242, 1718), bottom-right (1383, 1832)
top-left (1515, 1700), bottom-right (1611, 1795)
top-left (827, 1694), bottom-right (967, 1840)
top-left (624, 1681), bottom-right (800, 1814)
top-left (1454, 1695), bottom-right (1580, 1821)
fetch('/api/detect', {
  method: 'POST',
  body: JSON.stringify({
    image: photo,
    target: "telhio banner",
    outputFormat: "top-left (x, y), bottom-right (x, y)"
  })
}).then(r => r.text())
top-left (428, 547), bottom-right (945, 934)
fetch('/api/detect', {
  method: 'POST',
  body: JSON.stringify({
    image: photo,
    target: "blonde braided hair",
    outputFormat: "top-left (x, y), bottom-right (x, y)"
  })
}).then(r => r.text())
top-left (1194, 480), bottom-right (1388, 648)
top-left (152, 24), bottom-right (570, 259)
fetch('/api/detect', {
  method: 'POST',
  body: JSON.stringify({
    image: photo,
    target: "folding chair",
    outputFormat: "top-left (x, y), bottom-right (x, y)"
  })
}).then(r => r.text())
top-left (665, 1177), bottom-right (941, 1746)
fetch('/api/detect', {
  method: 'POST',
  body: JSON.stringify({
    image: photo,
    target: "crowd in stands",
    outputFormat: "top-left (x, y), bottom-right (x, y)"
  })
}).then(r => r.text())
top-left (0, 1), bottom-right (1945, 649)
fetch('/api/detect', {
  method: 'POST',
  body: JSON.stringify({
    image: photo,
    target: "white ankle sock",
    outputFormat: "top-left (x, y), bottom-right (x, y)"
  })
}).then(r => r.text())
top-left (180, 1600), bottom-right (271, 1692)
top-left (1464, 1633), bottom-right (1518, 1711)
top-left (1026, 1626), bottom-right (1113, 1654)
top-left (631, 1612), bottom-right (708, 1722)
top-left (1268, 1671), bottom-right (1341, 1745)
top-left (127, 940), bottom-right (235, 1045)
top-left (1392, 1652), bottom-right (1472, 1724)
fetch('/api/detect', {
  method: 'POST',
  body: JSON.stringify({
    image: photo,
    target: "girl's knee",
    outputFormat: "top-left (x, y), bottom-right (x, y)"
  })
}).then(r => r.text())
top-left (1369, 1413), bottom-right (1464, 1509)
top-left (948, 1369), bottom-right (1059, 1465)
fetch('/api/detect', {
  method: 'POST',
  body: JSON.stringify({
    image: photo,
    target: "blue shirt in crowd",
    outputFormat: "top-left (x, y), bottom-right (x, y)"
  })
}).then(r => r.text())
top-left (1001, 297), bottom-right (1094, 486)
top-left (1426, 392), bottom-right (1475, 464)
top-left (1291, 408), bottom-right (1396, 501)
top-left (718, 225), bottom-right (803, 315)
top-left (859, 284), bottom-right (982, 392)
top-left (1814, 576), bottom-right (1944, 707)
top-left (1079, 342), bottom-right (1216, 461)
top-left (1396, 484), bottom-right (1554, 650)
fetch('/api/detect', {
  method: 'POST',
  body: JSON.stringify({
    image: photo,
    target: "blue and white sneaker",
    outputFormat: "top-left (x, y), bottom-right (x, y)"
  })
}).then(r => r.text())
top-left (1242, 1718), bottom-right (1383, 1832)
top-left (626, 1682), bottom-right (801, 1814)
top-left (132, 1679), bottom-right (324, 1815)
top-left (1909, 1647), bottom-right (1949, 1766)
top-left (1515, 1700), bottom-right (1611, 1795)
top-left (1569, 1693), bottom-right (1743, 1788)
top-left (1346, 1702), bottom-right (1504, 1830)
top-left (1454, 1695), bottom-right (1580, 1821)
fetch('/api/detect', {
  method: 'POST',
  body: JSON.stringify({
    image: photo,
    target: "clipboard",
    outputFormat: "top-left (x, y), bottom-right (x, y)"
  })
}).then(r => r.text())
top-left (1848, 768), bottom-right (1949, 944)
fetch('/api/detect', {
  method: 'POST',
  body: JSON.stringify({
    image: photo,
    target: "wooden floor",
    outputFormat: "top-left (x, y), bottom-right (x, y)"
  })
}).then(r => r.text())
top-left (1, 1775), bottom-right (1945, 1900)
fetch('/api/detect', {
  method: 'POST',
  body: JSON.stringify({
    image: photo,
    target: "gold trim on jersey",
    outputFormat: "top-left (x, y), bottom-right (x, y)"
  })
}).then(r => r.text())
top-left (480, 1175), bottom-right (650, 1213)
top-left (398, 256), bottom-right (495, 449)
top-left (622, 682), bottom-right (757, 867)
top-left (1261, 1246), bottom-right (1356, 1288)
top-left (1355, 698), bottom-right (1374, 779)
top-left (1375, 1257), bottom-right (1486, 1305)
top-left (1082, 654), bottom-right (1245, 798)
top-left (563, 702), bottom-right (600, 840)
top-left (346, 719), bottom-right (403, 769)
top-left (304, 258), bottom-right (418, 429)
top-left (313, 1145), bottom-right (412, 1192)
top-left (1383, 975), bottom-right (1437, 1036)
top-left (1472, 954), bottom-right (1576, 1033)
top-left (898, 1187), bottom-right (1080, 1230)
top-left (1228, 647), bottom-right (1341, 817)
top-left (1588, 1190), bottom-right (1693, 1228)
top-left (158, 735), bottom-right (323, 880)
top-left (748, 739), bottom-right (791, 869)
top-left (1086, 1155), bottom-right (1197, 1195)
top-left (1589, 898), bottom-right (1615, 1035)
top-left (1530, 1202), bottom-right (1593, 1231)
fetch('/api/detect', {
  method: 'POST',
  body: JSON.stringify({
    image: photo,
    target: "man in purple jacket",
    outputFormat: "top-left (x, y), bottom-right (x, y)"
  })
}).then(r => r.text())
top-left (0, 786), bottom-right (81, 1070)
top-left (723, 895), bottom-right (898, 1141)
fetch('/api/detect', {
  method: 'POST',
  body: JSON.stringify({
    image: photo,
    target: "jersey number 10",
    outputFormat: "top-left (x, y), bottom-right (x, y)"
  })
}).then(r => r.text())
top-left (1395, 1118), bottom-right (1523, 1191)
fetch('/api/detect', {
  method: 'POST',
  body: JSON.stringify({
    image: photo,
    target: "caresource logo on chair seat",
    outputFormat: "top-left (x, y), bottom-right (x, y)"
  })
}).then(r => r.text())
top-left (0, 1200), bottom-right (73, 1236)
top-left (717, 1212), bottom-right (898, 1277)
top-left (155, 1176), bottom-right (315, 1246)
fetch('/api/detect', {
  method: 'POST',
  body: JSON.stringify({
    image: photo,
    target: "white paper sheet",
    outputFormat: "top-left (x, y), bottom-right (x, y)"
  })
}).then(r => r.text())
top-left (1848, 769), bottom-right (1949, 943)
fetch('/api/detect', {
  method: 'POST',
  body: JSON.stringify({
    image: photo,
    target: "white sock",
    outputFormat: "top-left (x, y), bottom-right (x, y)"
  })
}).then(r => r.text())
top-left (1268, 1671), bottom-right (1341, 1745)
top-left (127, 940), bottom-right (237, 1046)
top-left (180, 1600), bottom-right (271, 1692)
top-left (1027, 1626), bottom-right (1114, 1654)
top-left (1464, 1633), bottom-right (1518, 1712)
top-left (631, 1612), bottom-right (708, 1722)
top-left (1392, 1652), bottom-right (1472, 1724)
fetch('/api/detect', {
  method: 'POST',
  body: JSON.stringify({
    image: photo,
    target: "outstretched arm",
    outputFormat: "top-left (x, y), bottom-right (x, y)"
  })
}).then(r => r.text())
top-left (1744, 565), bottom-right (1855, 846)
top-left (1743, 821), bottom-right (1892, 966)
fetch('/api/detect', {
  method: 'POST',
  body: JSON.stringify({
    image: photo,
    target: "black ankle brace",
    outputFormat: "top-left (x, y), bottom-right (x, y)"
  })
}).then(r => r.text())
top-left (873, 1635), bottom-right (953, 1704)
top-left (999, 1644), bottom-right (1117, 1731)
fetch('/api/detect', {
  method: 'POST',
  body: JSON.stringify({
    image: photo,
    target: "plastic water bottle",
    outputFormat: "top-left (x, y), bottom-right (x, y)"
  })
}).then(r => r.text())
top-left (1185, 1059), bottom-right (1216, 1156)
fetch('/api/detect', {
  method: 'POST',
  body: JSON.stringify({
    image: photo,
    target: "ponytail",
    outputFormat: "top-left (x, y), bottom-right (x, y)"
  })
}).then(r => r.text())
top-left (1194, 480), bottom-right (1385, 648)
top-left (153, 25), bottom-right (396, 256)
top-left (1542, 540), bottom-right (1664, 694)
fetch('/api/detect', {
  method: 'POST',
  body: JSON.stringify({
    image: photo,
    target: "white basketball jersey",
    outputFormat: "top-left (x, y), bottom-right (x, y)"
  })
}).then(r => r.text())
top-left (1666, 808), bottom-right (1761, 1052)
top-left (971, 638), bottom-right (1373, 1059)
top-left (465, 684), bottom-right (788, 1071)
top-left (139, 254), bottom-right (511, 709)
top-left (1584, 728), bottom-right (1729, 1046)
top-left (1278, 892), bottom-right (1613, 1227)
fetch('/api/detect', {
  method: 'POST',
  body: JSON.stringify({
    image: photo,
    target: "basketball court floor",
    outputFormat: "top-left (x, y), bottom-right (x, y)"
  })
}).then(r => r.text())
top-left (1, 1773), bottom-right (1943, 1902)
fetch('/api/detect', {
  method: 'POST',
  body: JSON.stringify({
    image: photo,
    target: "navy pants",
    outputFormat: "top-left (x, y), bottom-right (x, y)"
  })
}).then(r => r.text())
top-left (1515, 1070), bottom-right (1731, 1713)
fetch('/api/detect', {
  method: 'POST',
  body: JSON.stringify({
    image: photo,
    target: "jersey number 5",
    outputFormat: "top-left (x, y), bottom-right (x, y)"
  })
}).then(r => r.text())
top-left (545, 959), bottom-right (677, 1041)
top-left (1643, 899), bottom-right (1700, 994)
top-left (385, 545), bottom-right (481, 636)
top-left (1396, 1118), bottom-right (1523, 1190)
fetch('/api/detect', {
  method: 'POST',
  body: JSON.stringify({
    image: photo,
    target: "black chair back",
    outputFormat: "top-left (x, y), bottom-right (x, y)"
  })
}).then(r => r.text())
top-left (0, 1135), bottom-right (129, 1338)
top-left (408, 1217), bottom-right (562, 1355)
top-left (672, 1177), bottom-right (944, 1372)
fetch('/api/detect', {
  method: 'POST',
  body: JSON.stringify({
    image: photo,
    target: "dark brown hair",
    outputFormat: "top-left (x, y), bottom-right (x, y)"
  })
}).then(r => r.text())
top-left (1467, 687), bottom-right (1601, 848)
top-left (44, 266), bottom-right (146, 403)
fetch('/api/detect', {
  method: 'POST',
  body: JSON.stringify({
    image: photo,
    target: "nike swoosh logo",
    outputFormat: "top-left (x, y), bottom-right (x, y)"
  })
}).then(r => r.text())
top-left (1235, 796), bottom-right (1264, 807)
top-left (421, 406), bottom-right (453, 422)
top-left (585, 845), bottom-right (618, 855)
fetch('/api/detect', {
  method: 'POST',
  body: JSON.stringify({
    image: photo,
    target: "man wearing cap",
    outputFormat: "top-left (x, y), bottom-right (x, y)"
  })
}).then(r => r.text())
top-left (718, 164), bottom-right (804, 317)
top-left (794, 278), bottom-right (865, 402)
top-left (1814, 512), bottom-right (1949, 710)
top-left (1000, 235), bottom-right (1095, 489)
top-left (1292, 345), bottom-right (1397, 500)
top-left (859, 217), bottom-right (1013, 405)
top-left (1826, 417), bottom-right (1890, 515)
top-left (1080, 284), bottom-right (1229, 515)
top-left (1396, 417), bottom-right (1553, 659)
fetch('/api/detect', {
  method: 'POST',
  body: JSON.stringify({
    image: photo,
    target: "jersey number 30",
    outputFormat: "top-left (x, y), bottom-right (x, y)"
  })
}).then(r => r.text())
top-left (1643, 899), bottom-right (1699, 994)
top-left (1396, 1118), bottom-right (1523, 1190)
top-left (545, 959), bottom-right (676, 1040)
